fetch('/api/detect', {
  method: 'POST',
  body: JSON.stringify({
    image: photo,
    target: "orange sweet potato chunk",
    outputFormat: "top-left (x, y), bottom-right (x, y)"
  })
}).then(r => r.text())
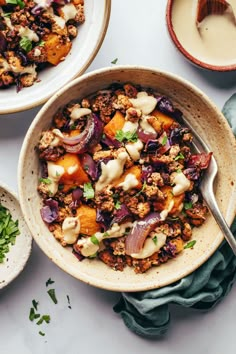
top-left (113, 165), bottom-right (142, 189)
top-left (77, 204), bottom-right (101, 235)
top-left (55, 153), bottom-right (89, 191)
top-left (151, 109), bottom-right (175, 132)
top-left (103, 111), bottom-right (125, 138)
top-left (44, 34), bottom-right (72, 66)
top-left (154, 185), bottom-right (184, 216)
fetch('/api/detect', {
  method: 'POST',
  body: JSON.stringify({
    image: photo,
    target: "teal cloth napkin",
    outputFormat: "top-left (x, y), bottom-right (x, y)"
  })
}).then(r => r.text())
top-left (113, 94), bottom-right (236, 338)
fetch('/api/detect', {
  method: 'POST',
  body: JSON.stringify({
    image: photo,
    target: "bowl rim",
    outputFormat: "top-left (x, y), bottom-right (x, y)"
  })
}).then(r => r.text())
top-left (18, 65), bottom-right (236, 291)
top-left (0, 181), bottom-right (32, 290)
top-left (0, 0), bottom-right (111, 115)
top-left (166, 0), bottom-right (236, 72)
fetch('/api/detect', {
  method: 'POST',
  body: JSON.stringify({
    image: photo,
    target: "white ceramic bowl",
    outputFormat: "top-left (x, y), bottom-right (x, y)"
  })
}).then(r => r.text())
top-left (18, 66), bottom-right (236, 292)
top-left (0, 0), bottom-right (111, 114)
top-left (0, 182), bottom-right (32, 290)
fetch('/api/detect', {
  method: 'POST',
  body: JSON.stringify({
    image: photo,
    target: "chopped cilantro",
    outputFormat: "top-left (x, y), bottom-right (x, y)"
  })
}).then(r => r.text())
top-left (19, 36), bottom-right (32, 53)
top-left (111, 58), bottom-right (118, 64)
top-left (47, 289), bottom-right (58, 304)
top-left (135, 181), bottom-right (147, 197)
top-left (152, 236), bottom-right (158, 245)
top-left (83, 182), bottom-right (94, 199)
top-left (37, 315), bottom-right (51, 325)
top-left (38, 40), bottom-right (45, 47)
top-left (46, 278), bottom-right (55, 287)
top-left (114, 200), bottom-right (121, 210)
top-left (39, 177), bottom-right (52, 185)
top-left (29, 307), bottom-right (40, 322)
top-left (90, 235), bottom-right (99, 245)
top-left (184, 202), bottom-right (193, 210)
top-left (184, 240), bottom-right (197, 249)
top-left (174, 152), bottom-right (185, 161)
top-left (0, 204), bottom-right (20, 263)
top-left (115, 130), bottom-right (138, 143)
top-left (161, 135), bottom-right (168, 146)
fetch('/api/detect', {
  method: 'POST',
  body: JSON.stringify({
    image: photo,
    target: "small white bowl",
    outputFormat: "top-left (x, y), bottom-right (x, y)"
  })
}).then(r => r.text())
top-left (0, 0), bottom-right (111, 114)
top-left (0, 182), bottom-right (32, 290)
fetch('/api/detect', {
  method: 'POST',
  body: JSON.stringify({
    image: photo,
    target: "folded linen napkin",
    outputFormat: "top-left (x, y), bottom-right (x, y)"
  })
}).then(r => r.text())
top-left (113, 94), bottom-right (236, 338)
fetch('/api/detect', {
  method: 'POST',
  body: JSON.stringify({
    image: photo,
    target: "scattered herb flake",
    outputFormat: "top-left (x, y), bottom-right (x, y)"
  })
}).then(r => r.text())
top-left (103, 232), bottom-right (110, 238)
top-left (39, 177), bottom-right (52, 185)
top-left (135, 181), bottom-right (147, 197)
top-left (184, 240), bottom-right (197, 249)
top-left (19, 36), bottom-right (32, 53)
top-left (32, 299), bottom-right (39, 311)
top-left (37, 315), bottom-right (51, 325)
top-left (6, 0), bottom-right (25, 8)
top-left (111, 58), bottom-right (118, 64)
top-left (91, 235), bottom-right (99, 245)
top-left (184, 202), bottom-right (193, 210)
top-left (114, 200), bottom-right (121, 210)
top-left (161, 135), bottom-right (168, 146)
top-left (83, 182), bottom-right (95, 199)
top-left (38, 40), bottom-right (45, 47)
top-left (39, 331), bottom-right (45, 336)
top-left (115, 130), bottom-right (138, 143)
top-left (47, 289), bottom-right (58, 304)
top-left (46, 278), bottom-right (55, 287)
top-left (174, 152), bottom-right (185, 161)
top-left (29, 307), bottom-right (40, 322)
top-left (152, 236), bottom-right (158, 245)
top-left (176, 168), bottom-right (182, 173)
top-left (67, 295), bottom-right (72, 309)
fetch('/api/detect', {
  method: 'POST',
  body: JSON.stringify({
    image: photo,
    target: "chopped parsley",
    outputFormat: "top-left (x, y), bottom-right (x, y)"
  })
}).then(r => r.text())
top-left (39, 177), bottom-right (52, 185)
top-left (184, 202), bottom-right (193, 210)
top-left (161, 135), bottom-right (168, 146)
top-left (46, 278), bottom-right (55, 287)
top-left (111, 58), bottom-right (118, 64)
top-left (47, 289), bottom-right (58, 304)
top-left (90, 235), bottom-right (99, 245)
top-left (83, 182), bottom-right (95, 199)
top-left (174, 152), bottom-right (185, 161)
top-left (19, 36), bottom-right (32, 53)
top-left (38, 40), bottom-right (45, 47)
top-left (114, 200), bottom-right (121, 210)
top-left (152, 236), bottom-right (158, 245)
top-left (37, 315), bottom-right (51, 325)
top-left (184, 240), bottom-right (197, 249)
top-left (115, 130), bottom-right (138, 143)
top-left (0, 204), bottom-right (20, 263)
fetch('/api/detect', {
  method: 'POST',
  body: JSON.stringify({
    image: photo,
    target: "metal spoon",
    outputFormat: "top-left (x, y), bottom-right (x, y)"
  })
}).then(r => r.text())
top-left (196, 0), bottom-right (236, 27)
top-left (182, 117), bottom-right (236, 255)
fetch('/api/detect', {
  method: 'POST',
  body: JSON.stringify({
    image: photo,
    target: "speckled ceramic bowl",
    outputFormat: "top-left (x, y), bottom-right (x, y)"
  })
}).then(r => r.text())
top-left (18, 66), bottom-right (236, 292)
top-left (0, 0), bottom-right (111, 114)
top-left (0, 182), bottom-right (32, 290)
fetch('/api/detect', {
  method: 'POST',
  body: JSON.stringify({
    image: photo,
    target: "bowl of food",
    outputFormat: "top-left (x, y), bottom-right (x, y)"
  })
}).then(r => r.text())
top-left (166, 0), bottom-right (236, 71)
top-left (0, 0), bottom-right (111, 114)
top-left (0, 181), bottom-right (32, 290)
top-left (18, 66), bottom-right (236, 292)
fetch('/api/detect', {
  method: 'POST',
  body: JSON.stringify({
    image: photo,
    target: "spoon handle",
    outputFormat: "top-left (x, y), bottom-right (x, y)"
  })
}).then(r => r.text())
top-left (202, 185), bottom-right (236, 255)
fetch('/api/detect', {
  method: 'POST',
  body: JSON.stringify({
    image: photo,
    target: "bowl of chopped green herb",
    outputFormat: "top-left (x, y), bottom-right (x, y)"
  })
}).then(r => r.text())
top-left (0, 181), bottom-right (32, 289)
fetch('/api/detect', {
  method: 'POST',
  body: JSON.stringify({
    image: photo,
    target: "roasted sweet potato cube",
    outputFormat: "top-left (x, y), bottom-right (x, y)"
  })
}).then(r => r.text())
top-left (55, 153), bottom-right (89, 191)
top-left (77, 204), bottom-right (101, 235)
top-left (112, 165), bottom-right (142, 189)
top-left (151, 109), bottom-right (175, 131)
top-left (153, 185), bottom-right (184, 215)
top-left (44, 34), bottom-right (72, 65)
top-left (103, 111), bottom-right (125, 138)
top-left (169, 237), bottom-right (184, 253)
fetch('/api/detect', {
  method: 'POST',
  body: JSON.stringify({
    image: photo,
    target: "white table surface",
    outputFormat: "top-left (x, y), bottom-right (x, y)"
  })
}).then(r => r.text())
top-left (0, 1), bottom-right (236, 353)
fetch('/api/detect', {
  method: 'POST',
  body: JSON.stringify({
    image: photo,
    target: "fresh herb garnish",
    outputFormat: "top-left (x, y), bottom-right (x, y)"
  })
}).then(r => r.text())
top-left (67, 295), bottom-right (72, 309)
top-left (39, 177), bottom-right (52, 185)
top-left (103, 232), bottom-right (110, 238)
top-left (47, 289), bottom-right (58, 304)
top-left (83, 182), bottom-right (95, 199)
top-left (184, 202), bottom-right (193, 210)
top-left (152, 236), bottom-right (158, 245)
top-left (38, 40), bottom-right (45, 47)
top-left (2, 12), bottom-right (12, 17)
top-left (135, 181), bottom-right (147, 197)
top-left (39, 331), bottom-right (45, 336)
top-left (115, 130), bottom-right (138, 143)
top-left (29, 307), bottom-right (40, 322)
top-left (174, 152), bottom-right (185, 161)
top-left (46, 278), bottom-right (55, 287)
top-left (111, 58), bottom-right (118, 64)
top-left (114, 200), bottom-right (121, 210)
top-left (176, 168), bottom-right (182, 173)
top-left (161, 135), bottom-right (168, 146)
top-left (0, 204), bottom-right (20, 263)
top-left (37, 315), bottom-right (51, 325)
top-left (6, 0), bottom-right (25, 9)
top-left (90, 235), bottom-right (99, 245)
top-left (32, 299), bottom-right (39, 311)
top-left (184, 240), bottom-right (197, 249)
top-left (19, 36), bottom-right (32, 53)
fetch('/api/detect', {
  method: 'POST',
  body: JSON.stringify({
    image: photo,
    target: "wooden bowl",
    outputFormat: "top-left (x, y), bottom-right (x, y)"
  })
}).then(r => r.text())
top-left (18, 66), bottom-right (236, 292)
top-left (166, 0), bottom-right (236, 72)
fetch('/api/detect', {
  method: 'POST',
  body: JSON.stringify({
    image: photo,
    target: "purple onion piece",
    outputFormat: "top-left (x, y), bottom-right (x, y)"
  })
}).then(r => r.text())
top-left (111, 204), bottom-right (132, 225)
top-left (0, 32), bottom-right (7, 53)
top-left (80, 153), bottom-right (98, 181)
top-left (40, 198), bottom-right (59, 223)
top-left (96, 209), bottom-right (112, 231)
top-left (137, 128), bottom-right (157, 143)
top-left (141, 165), bottom-right (153, 182)
top-left (156, 96), bottom-right (183, 120)
top-left (101, 134), bottom-right (122, 148)
top-left (183, 168), bottom-right (200, 181)
top-left (125, 212), bottom-right (161, 255)
top-left (169, 126), bottom-right (190, 145)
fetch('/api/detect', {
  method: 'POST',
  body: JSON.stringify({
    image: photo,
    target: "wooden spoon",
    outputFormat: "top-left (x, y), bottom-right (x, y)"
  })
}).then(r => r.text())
top-left (196, 0), bottom-right (236, 26)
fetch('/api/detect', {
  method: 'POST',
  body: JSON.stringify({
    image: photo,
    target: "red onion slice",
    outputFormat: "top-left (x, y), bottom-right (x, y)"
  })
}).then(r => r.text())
top-left (40, 198), bottom-right (59, 224)
top-left (137, 128), bottom-right (157, 143)
top-left (125, 212), bottom-right (161, 255)
top-left (63, 114), bottom-right (104, 154)
top-left (80, 153), bottom-right (98, 181)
